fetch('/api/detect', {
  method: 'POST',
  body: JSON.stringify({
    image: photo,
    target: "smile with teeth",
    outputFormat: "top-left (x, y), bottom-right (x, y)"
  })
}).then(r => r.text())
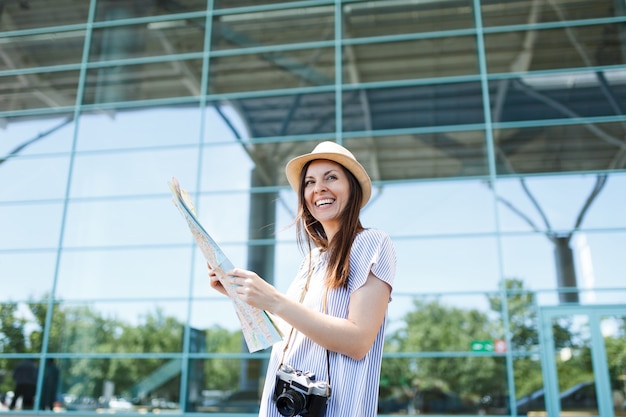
top-left (315, 198), bottom-right (335, 207)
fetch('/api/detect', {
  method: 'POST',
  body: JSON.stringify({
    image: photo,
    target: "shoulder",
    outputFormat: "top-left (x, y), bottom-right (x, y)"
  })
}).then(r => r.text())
top-left (353, 228), bottom-right (395, 254)
top-left (348, 228), bottom-right (396, 289)
top-left (355, 228), bottom-right (392, 244)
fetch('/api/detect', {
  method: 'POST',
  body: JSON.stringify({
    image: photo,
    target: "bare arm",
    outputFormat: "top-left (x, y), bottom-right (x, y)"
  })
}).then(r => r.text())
top-left (227, 268), bottom-right (391, 361)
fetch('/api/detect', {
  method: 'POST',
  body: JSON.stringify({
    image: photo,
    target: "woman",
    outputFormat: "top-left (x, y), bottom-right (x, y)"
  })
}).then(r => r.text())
top-left (209, 141), bottom-right (396, 416)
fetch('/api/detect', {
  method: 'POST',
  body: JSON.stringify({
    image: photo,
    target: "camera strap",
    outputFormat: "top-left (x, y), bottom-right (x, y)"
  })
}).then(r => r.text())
top-left (278, 251), bottom-right (331, 393)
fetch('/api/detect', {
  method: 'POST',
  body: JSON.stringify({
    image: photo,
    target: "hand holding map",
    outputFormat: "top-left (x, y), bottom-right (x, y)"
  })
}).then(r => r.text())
top-left (168, 177), bottom-right (282, 352)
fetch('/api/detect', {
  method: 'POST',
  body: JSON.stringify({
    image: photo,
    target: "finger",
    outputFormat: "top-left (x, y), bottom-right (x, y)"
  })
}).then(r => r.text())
top-left (227, 276), bottom-right (241, 287)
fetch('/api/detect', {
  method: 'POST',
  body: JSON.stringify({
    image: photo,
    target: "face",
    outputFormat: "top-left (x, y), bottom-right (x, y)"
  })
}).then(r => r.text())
top-left (303, 159), bottom-right (351, 236)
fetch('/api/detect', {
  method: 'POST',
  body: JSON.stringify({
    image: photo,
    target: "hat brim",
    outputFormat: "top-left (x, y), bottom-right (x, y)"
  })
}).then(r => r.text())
top-left (285, 151), bottom-right (372, 208)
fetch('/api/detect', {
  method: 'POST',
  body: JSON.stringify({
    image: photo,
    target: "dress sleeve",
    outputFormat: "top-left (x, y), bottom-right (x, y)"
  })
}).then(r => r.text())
top-left (348, 229), bottom-right (396, 293)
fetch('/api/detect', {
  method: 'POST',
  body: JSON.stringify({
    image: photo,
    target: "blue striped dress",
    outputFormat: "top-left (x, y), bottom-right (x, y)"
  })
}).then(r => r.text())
top-left (259, 228), bottom-right (396, 417)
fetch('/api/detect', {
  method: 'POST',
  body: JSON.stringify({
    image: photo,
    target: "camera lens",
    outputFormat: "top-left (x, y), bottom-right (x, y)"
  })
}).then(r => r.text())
top-left (276, 390), bottom-right (307, 417)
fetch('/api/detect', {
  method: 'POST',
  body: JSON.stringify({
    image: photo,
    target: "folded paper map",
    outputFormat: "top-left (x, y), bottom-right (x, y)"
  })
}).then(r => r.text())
top-left (169, 177), bottom-right (282, 352)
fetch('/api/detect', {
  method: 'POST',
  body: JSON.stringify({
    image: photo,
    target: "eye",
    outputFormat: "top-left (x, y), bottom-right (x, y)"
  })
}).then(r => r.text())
top-left (326, 174), bottom-right (338, 181)
top-left (304, 179), bottom-right (315, 187)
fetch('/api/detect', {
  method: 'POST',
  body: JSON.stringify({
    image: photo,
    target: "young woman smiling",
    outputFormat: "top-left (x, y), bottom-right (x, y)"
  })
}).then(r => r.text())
top-left (209, 141), bottom-right (396, 417)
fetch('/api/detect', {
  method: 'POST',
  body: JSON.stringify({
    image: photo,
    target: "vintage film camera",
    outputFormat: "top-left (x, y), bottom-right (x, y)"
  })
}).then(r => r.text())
top-left (272, 364), bottom-right (331, 417)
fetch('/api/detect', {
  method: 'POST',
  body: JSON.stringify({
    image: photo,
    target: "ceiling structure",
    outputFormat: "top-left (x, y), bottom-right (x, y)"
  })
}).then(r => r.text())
top-left (1, 0), bottom-right (625, 188)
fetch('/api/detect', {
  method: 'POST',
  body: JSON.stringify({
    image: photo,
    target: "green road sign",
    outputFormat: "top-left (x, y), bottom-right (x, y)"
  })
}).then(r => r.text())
top-left (471, 340), bottom-right (494, 352)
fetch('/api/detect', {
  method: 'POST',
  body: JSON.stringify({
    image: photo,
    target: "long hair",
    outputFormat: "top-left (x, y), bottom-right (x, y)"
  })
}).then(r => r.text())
top-left (295, 160), bottom-right (364, 289)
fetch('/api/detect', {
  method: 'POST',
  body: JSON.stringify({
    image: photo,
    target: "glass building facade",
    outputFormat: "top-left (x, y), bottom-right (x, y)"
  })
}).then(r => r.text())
top-left (1, 1), bottom-right (625, 416)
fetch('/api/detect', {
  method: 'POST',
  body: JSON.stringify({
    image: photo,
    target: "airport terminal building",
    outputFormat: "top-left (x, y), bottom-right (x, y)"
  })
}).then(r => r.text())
top-left (1, 1), bottom-right (625, 416)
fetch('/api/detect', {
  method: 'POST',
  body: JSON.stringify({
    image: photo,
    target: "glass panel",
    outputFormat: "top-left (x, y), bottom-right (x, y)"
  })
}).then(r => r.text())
top-left (89, 20), bottom-right (205, 62)
top-left (485, 24), bottom-right (624, 73)
top-left (212, 6), bottom-right (334, 50)
top-left (343, 37), bottom-right (479, 83)
top-left (56, 248), bottom-right (192, 299)
top-left (199, 144), bottom-right (255, 191)
top-left (83, 59), bottom-right (203, 104)
top-left (203, 103), bottom-right (250, 143)
top-left (58, 358), bottom-right (182, 413)
top-left (273, 241), bottom-right (304, 293)
top-left (360, 180), bottom-right (496, 236)
top-left (513, 355), bottom-right (544, 416)
top-left (386, 290), bottom-right (507, 353)
top-left (574, 232), bottom-right (626, 296)
top-left (496, 175), bottom-right (613, 233)
top-left (0, 30), bottom-right (85, 70)
top-left (482, 0), bottom-right (624, 27)
top-left (62, 198), bottom-right (189, 247)
top-left (209, 48), bottom-right (334, 93)
top-left (211, 92), bottom-right (336, 136)
top-left (343, 0), bottom-right (475, 37)
top-left (189, 297), bottom-right (249, 341)
top-left (188, 358), bottom-right (263, 413)
top-left (500, 233), bottom-right (557, 291)
top-left (601, 314), bottom-right (626, 416)
top-left (497, 175), bottom-right (626, 298)
top-left (503, 282), bottom-right (541, 353)
top-left (0, 252), bottom-right (57, 300)
top-left (194, 194), bottom-right (252, 239)
top-left (0, 155), bottom-right (70, 201)
top-left (388, 294), bottom-right (506, 351)
top-left (0, 116), bottom-right (75, 155)
top-left (76, 106), bottom-right (202, 151)
top-left (214, 0), bottom-right (297, 9)
top-left (379, 357), bottom-right (504, 415)
top-left (579, 173), bottom-right (626, 229)
top-left (47, 301), bottom-right (187, 353)
top-left (554, 314), bottom-right (599, 416)
top-left (342, 133), bottom-right (488, 180)
top-left (343, 83), bottom-right (485, 132)
top-left (95, 0), bottom-right (207, 21)
top-left (0, 70), bottom-right (79, 112)
top-left (489, 71), bottom-right (626, 123)
top-left (69, 148), bottom-right (198, 198)
top-left (0, 3), bottom-right (89, 30)
top-left (393, 236), bottom-right (501, 293)
top-left (0, 203), bottom-right (64, 249)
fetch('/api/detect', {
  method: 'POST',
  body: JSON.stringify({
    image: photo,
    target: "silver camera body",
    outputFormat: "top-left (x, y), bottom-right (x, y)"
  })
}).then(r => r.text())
top-left (272, 364), bottom-right (330, 417)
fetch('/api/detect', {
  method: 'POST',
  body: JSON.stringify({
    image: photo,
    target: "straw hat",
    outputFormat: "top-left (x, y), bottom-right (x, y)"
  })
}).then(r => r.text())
top-left (285, 141), bottom-right (372, 207)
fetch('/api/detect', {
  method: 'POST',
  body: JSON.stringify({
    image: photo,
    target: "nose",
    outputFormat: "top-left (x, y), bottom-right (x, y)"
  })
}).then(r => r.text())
top-left (313, 181), bottom-right (327, 193)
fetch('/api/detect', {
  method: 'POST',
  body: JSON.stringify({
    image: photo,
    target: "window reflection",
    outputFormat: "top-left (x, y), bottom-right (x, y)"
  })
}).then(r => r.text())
top-left (344, 0), bottom-right (475, 36)
top-left (63, 198), bottom-right (189, 247)
top-left (76, 108), bottom-right (203, 151)
top-left (47, 301), bottom-right (187, 353)
top-left (212, 6), bottom-right (334, 50)
top-left (69, 148), bottom-right (198, 198)
top-left (379, 357), bottom-right (508, 415)
top-left (0, 156), bottom-right (70, 201)
top-left (344, 37), bottom-right (478, 83)
top-left (83, 59), bottom-right (203, 104)
top-left (56, 248), bottom-right (192, 299)
top-left (0, 253), bottom-right (57, 299)
top-left (89, 20), bottom-right (204, 62)
top-left (0, 203), bottom-right (64, 249)
top-left (0, 117), bottom-right (74, 156)
top-left (58, 358), bottom-right (182, 413)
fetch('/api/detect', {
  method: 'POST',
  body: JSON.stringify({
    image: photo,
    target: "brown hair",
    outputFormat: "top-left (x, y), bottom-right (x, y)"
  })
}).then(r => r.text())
top-left (295, 160), bottom-right (364, 289)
